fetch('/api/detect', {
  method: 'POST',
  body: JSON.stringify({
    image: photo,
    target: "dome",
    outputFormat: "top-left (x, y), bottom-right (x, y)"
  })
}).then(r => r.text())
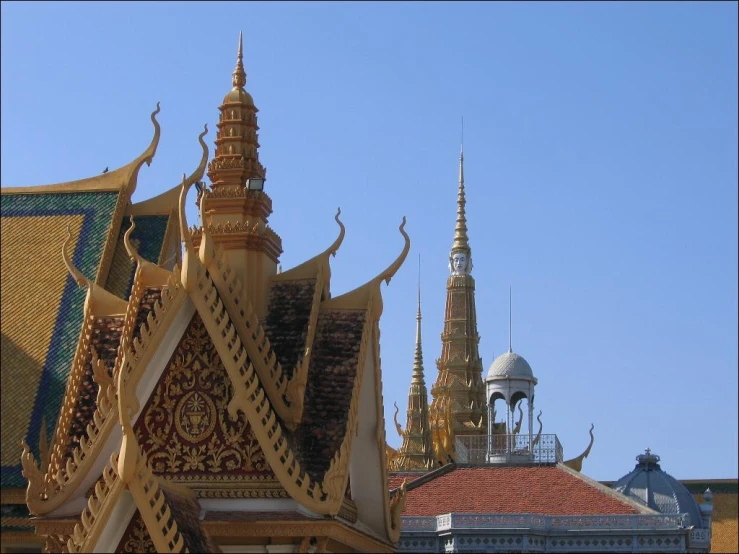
top-left (486, 350), bottom-right (534, 381)
top-left (612, 450), bottom-right (703, 527)
top-left (223, 87), bottom-right (254, 106)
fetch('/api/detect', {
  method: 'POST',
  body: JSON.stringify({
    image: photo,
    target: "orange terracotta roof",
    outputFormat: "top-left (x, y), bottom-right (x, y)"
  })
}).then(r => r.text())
top-left (402, 466), bottom-right (641, 517)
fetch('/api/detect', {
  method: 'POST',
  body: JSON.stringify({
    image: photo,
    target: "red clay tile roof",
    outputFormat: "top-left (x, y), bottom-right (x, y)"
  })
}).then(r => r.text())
top-left (263, 279), bottom-right (316, 381)
top-left (402, 466), bottom-right (641, 517)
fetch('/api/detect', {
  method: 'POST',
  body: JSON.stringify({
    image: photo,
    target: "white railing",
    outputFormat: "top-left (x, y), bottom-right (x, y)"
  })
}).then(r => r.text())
top-left (455, 434), bottom-right (564, 464)
top-left (403, 512), bottom-right (690, 533)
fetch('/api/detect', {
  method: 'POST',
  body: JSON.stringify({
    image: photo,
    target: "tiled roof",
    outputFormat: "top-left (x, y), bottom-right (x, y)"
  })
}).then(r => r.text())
top-left (401, 466), bottom-right (642, 517)
top-left (0, 190), bottom-right (121, 488)
top-left (290, 309), bottom-right (366, 483)
top-left (263, 279), bottom-right (317, 381)
top-left (160, 488), bottom-right (219, 553)
top-left (131, 287), bottom-right (163, 345)
top-left (64, 316), bottom-right (124, 461)
top-left (388, 472), bottom-right (426, 491)
top-left (106, 215), bottom-right (171, 300)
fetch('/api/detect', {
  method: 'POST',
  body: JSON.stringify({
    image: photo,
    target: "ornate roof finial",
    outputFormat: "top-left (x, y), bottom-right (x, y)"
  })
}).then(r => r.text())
top-left (412, 254), bottom-right (425, 385)
top-left (232, 31), bottom-right (246, 89)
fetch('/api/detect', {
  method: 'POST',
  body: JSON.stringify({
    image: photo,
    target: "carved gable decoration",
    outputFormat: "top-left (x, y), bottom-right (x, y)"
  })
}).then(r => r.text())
top-left (115, 509), bottom-right (156, 553)
top-left (133, 313), bottom-right (277, 486)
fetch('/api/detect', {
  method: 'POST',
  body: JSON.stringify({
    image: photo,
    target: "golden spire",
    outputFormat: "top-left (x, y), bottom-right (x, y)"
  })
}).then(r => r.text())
top-left (233, 30), bottom-right (246, 89)
top-left (207, 31), bottom-right (265, 187)
top-left (391, 255), bottom-right (435, 471)
top-left (451, 144), bottom-right (470, 255)
top-left (411, 256), bottom-right (425, 386)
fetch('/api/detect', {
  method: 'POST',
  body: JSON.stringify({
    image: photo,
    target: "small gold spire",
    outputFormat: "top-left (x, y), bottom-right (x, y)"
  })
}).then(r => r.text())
top-left (411, 256), bottom-right (425, 385)
top-left (232, 31), bottom-right (246, 89)
top-left (451, 145), bottom-right (470, 255)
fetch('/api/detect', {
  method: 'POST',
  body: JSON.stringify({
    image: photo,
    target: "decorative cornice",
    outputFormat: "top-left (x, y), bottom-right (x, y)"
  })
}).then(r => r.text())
top-left (202, 519), bottom-right (394, 552)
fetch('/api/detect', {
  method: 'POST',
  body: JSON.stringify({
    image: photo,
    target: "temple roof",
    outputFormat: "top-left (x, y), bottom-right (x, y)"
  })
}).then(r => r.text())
top-left (397, 465), bottom-right (652, 517)
top-left (0, 189), bottom-right (121, 489)
top-left (0, 106), bottom-right (174, 492)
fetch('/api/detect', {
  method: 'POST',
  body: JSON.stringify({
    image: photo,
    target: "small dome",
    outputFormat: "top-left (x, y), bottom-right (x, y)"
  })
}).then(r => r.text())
top-left (223, 87), bottom-right (254, 106)
top-left (486, 350), bottom-right (534, 381)
top-left (612, 450), bottom-right (703, 527)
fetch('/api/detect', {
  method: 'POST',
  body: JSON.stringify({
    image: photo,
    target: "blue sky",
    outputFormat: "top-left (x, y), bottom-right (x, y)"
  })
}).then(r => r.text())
top-left (2, 1), bottom-right (736, 481)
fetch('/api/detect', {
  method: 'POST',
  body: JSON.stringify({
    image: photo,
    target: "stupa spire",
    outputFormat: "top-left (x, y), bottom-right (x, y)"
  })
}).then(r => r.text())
top-left (391, 255), bottom-right (435, 471)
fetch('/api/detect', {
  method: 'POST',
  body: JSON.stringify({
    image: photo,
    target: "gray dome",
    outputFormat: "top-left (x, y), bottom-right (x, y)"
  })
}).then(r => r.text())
top-left (612, 450), bottom-right (703, 527)
top-left (486, 350), bottom-right (534, 381)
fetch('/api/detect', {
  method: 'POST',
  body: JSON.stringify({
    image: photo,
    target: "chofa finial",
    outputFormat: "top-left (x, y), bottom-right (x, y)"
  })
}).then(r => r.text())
top-left (232, 31), bottom-right (246, 88)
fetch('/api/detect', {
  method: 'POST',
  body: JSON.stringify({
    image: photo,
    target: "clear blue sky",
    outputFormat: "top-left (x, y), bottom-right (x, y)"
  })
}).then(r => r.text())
top-left (2, 1), bottom-right (737, 481)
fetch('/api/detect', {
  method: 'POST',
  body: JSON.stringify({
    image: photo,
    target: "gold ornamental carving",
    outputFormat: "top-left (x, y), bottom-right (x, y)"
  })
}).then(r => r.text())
top-left (175, 391), bottom-right (216, 443)
top-left (134, 314), bottom-right (274, 480)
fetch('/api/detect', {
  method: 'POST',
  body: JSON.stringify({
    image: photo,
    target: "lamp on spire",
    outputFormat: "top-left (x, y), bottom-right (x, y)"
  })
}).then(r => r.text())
top-left (247, 176), bottom-right (265, 191)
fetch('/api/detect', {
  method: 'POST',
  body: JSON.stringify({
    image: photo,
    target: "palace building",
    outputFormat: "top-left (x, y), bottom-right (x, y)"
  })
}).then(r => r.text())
top-left (1, 34), bottom-right (409, 553)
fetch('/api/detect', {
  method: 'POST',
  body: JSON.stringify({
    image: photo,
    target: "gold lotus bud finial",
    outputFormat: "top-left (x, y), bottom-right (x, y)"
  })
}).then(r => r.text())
top-left (232, 30), bottom-right (246, 89)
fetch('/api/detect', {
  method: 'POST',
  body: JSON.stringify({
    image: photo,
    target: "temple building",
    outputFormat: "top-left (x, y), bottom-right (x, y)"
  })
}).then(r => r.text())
top-left (1, 34), bottom-right (410, 553)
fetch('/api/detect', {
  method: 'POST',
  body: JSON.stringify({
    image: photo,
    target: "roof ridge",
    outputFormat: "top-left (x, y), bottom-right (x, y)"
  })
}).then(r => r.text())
top-left (2, 104), bottom-right (161, 197)
top-left (399, 463), bottom-right (457, 493)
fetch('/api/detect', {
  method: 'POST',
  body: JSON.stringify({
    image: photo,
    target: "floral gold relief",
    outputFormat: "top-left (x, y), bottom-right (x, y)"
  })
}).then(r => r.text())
top-left (134, 314), bottom-right (274, 481)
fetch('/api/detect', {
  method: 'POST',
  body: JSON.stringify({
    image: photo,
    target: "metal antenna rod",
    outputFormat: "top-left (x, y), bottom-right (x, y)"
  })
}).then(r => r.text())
top-left (509, 286), bottom-right (512, 353)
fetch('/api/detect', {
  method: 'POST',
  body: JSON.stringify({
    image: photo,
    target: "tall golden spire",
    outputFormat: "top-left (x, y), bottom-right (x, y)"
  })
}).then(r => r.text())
top-left (430, 144), bottom-right (487, 464)
top-left (391, 256), bottom-right (435, 471)
top-left (233, 30), bottom-right (246, 88)
top-left (451, 145), bottom-right (470, 256)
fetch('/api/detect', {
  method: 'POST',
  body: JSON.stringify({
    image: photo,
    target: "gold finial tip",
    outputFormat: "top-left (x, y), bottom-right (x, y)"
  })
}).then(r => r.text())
top-left (232, 31), bottom-right (247, 88)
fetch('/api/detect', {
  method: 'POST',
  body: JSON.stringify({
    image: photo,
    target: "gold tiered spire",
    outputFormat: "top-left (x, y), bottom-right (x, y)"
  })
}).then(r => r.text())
top-left (391, 259), bottom-right (435, 471)
top-left (195, 32), bottom-right (282, 317)
top-left (451, 145), bottom-right (470, 256)
top-left (429, 143), bottom-right (487, 464)
top-left (207, 31), bottom-right (266, 188)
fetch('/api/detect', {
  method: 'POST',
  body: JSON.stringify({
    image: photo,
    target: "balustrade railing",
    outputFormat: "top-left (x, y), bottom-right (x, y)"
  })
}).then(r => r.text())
top-left (455, 433), bottom-right (563, 464)
top-left (402, 512), bottom-right (690, 533)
